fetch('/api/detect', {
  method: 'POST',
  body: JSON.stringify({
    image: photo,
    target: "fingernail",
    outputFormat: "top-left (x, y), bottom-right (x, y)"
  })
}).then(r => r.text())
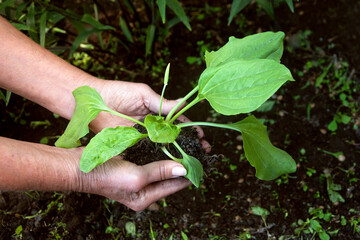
top-left (172, 166), bottom-right (187, 177)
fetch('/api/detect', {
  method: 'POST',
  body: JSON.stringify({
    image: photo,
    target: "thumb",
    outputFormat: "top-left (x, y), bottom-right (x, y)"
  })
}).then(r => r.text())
top-left (142, 160), bottom-right (187, 183)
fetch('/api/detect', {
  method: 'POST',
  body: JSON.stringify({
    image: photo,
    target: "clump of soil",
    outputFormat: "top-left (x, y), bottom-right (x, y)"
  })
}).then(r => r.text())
top-left (124, 121), bottom-right (221, 175)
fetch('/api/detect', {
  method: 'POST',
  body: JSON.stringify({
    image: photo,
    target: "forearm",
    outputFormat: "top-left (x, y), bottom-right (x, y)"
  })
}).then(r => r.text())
top-left (0, 136), bottom-right (95, 192)
top-left (0, 16), bottom-right (101, 119)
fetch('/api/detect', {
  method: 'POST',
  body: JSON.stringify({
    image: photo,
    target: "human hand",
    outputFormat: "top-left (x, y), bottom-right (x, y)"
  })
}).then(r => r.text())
top-left (90, 79), bottom-right (210, 151)
top-left (89, 80), bottom-right (179, 131)
top-left (85, 155), bottom-right (191, 211)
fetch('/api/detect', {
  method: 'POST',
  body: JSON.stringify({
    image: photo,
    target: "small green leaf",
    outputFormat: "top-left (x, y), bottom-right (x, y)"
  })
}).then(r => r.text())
top-left (256, 100), bottom-right (275, 112)
top-left (319, 232), bottom-right (330, 240)
top-left (26, 2), bottom-right (38, 42)
top-left (251, 206), bottom-right (270, 217)
top-left (285, 0), bottom-right (295, 13)
top-left (228, 0), bottom-right (251, 26)
top-left (119, 16), bottom-right (134, 43)
top-left (198, 59), bottom-right (294, 115)
top-left (55, 86), bottom-right (112, 148)
top-left (0, 0), bottom-right (15, 12)
top-left (229, 115), bottom-right (296, 180)
top-left (70, 28), bottom-right (99, 57)
top-left (80, 127), bottom-right (147, 172)
top-left (255, 0), bottom-right (274, 20)
top-left (166, 0), bottom-right (191, 31)
top-left (81, 14), bottom-right (115, 31)
top-left (310, 219), bottom-right (322, 232)
top-left (125, 222), bottom-right (136, 237)
top-left (205, 32), bottom-right (285, 68)
top-left (180, 153), bottom-right (203, 188)
top-left (156, 0), bottom-right (166, 24)
top-left (39, 11), bottom-right (48, 47)
top-left (328, 119), bottom-right (338, 131)
top-left (145, 24), bottom-right (156, 56)
top-left (341, 114), bottom-right (351, 124)
top-left (144, 115), bottom-right (180, 143)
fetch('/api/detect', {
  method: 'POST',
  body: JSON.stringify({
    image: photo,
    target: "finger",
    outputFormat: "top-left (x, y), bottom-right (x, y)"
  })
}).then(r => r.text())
top-left (127, 178), bottom-right (191, 211)
top-left (200, 139), bottom-right (212, 153)
top-left (177, 115), bottom-right (205, 138)
top-left (141, 160), bottom-right (187, 184)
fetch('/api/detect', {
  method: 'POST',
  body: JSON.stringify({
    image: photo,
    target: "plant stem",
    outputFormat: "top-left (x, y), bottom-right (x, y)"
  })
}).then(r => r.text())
top-left (161, 146), bottom-right (180, 162)
top-left (165, 85), bottom-right (199, 122)
top-left (159, 63), bottom-right (170, 116)
top-left (177, 121), bottom-right (241, 132)
top-left (107, 109), bottom-right (145, 127)
top-left (173, 141), bottom-right (187, 156)
top-left (169, 96), bottom-right (202, 123)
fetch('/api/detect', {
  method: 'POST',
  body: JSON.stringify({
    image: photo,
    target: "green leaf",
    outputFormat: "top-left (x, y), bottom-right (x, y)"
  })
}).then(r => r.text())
top-left (229, 115), bottom-right (296, 180)
top-left (166, 0), bottom-right (191, 31)
top-left (256, 100), bottom-right (275, 112)
top-left (180, 153), bottom-right (203, 188)
top-left (156, 0), bottom-right (166, 24)
top-left (310, 219), bottom-right (322, 232)
top-left (81, 14), bottom-right (115, 31)
top-left (39, 11), bottom-right (48, 47)
top-left (26, 2), bottom-right (38, 42)
top-left (144, 115), bottom-right (180, 143)
top-left (69, 28), bottom-right (99, 57)
top-left (285, 0), bottom-right (295, 13)
top-left (341, 114), bottom-right (351, 124)
top-left (205, 32), bottom-right (285, 68)
top-left (119, 16), bottom-right (134, 43)
top-left (11, 23), bottom-right (36, 32)
top-left (251, 206), bottom-right (270, 217)
top-left (198, 59), bottom-right (294, 115)
top-left (15, 1), bottom-right (30, 20)
top-left (80, 127), bottom-right (147, 173)
top-left (228, 0), bottom-right (251, 26)
top-left (55, 86), bottom-right (112, 148)
top-left (145, 24), bottom-right (156, 56)
top-left (319, 232), bottom-right (330, 240)
top-left (326, 175), bottom-right (345, 203)
top-left (0, 90), bottom-right (11, 106)
top-left (328, 119), bottom-right (338, 131)
top-left (255, 0), bottom-right (274, 20)
top-left (0, 0), bottom-right (15, 12)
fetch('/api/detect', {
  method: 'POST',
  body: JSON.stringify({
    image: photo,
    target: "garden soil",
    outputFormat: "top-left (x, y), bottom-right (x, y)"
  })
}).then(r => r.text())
top-left (1, 0), bottom-right (360, 239)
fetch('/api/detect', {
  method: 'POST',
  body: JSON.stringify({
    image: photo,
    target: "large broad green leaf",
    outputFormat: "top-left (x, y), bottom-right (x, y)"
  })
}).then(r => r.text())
top-left (179, 153), bottom-right (203, 188)
top-left (55, 86), bottom-right (112, 148)
top-left (229, 115), bottom-right (296, 180)
top-left (144, 115), bottom-right (180, 143)
top-left (228, 0), bottom-right (252, 26)
top-left (80, 127), bottom-right (147, 173)
top-left (198, 59), bottom-right (294, 115)
top-left (205, 31), bottom-right (284, 68)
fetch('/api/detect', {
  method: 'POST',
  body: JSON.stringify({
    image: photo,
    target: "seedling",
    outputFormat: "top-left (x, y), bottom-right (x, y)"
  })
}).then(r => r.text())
top-left (55, 32), bottom-right (296, 187)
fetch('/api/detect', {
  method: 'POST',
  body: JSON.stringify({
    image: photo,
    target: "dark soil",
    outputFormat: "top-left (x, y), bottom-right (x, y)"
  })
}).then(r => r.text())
top-left (1, 0), bottom-right (360, 239)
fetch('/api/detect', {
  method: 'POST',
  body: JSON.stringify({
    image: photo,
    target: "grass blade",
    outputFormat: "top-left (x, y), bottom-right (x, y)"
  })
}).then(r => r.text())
top-left (166, 0), bottom-right (191, 31)
top-left (228, 0), bottom-right (251, 26)
top-left (156, 0), bottom-right (166, 23)
top-left (39, 11), bottom-right (47, 47)
top-left (145, 24), bottom-right (156, 56)
top-left (119, 16), bottom-right (134, 43)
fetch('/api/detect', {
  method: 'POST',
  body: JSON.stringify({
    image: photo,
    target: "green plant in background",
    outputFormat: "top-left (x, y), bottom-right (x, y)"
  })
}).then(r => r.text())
top-left (55, 31), bottom-right (296, 187)
top-left (293, 207), bottom-right (339, 240)
top-left (228, 0), bottom-right (295, 25)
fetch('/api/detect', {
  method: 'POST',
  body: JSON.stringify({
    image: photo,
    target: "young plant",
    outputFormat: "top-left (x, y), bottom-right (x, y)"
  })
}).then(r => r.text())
top-left (55, 31), bottom-right (296, 187)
